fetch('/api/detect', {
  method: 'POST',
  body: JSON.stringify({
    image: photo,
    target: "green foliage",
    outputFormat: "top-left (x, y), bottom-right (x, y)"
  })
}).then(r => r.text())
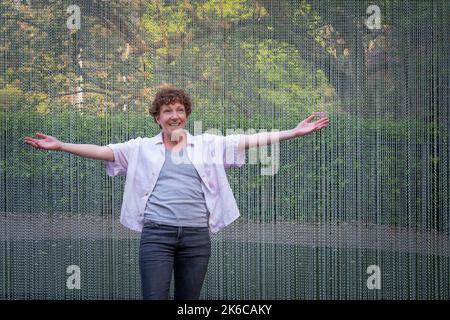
top-left (0, 84), bottom-right (25, 108)
top-left (1, 0), bottom-right (446, 229)
top-left (240, 39), bottom-right (334, 125)
top-left (142, 1), bottom-right (191, 44)
top-left (3, 108), bottom-right (438, 228)
top-left (196, 0), bottom-right (258, 21)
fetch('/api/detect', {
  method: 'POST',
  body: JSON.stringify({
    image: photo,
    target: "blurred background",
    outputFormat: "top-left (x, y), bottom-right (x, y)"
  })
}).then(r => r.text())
top-left (0, 0), bottom-right (449, 299)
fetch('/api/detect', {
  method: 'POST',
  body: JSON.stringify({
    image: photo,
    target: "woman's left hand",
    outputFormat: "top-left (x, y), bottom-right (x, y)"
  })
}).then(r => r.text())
top-left (293, 112), bottom-right (330, 137)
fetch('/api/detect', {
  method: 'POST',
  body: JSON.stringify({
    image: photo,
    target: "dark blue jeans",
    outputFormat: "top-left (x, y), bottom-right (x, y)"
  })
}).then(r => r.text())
top-left (139, 219), bottom-right (211, 300)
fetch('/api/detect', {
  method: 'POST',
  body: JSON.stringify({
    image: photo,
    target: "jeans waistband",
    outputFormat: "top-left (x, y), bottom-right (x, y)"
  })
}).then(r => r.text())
top-left (143, 219), bottom-right (209, 230)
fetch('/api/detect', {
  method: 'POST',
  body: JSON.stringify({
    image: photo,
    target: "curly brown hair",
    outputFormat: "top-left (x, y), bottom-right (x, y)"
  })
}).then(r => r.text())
top-left (149, 86), bottom-right (192, 127)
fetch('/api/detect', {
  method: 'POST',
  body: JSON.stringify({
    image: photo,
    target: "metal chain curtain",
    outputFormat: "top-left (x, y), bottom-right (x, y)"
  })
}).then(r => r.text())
top-left (1, 0), bottom-right (449, 299)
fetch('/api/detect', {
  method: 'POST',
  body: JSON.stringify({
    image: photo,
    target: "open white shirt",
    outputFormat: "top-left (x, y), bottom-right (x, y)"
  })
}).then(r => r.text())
top-left (105, 131), bottom-right (246, 233)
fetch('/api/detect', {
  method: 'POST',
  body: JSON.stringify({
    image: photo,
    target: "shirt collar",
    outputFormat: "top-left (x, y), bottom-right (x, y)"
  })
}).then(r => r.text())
top-left (154, 130), bottom-right (194, 146)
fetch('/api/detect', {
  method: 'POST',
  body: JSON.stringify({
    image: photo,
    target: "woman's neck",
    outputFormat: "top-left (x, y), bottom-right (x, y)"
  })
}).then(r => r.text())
top-left (163, 130), bottom-right (186, 151)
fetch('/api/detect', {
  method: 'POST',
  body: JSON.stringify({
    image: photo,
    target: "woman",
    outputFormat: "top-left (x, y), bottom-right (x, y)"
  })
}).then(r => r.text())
top-left (24, 86), bottom-right (329, 299)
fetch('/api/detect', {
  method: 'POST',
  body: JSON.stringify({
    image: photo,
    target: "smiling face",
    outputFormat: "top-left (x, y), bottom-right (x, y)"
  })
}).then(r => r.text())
top-left (156, 102), bottom-right (187, 142)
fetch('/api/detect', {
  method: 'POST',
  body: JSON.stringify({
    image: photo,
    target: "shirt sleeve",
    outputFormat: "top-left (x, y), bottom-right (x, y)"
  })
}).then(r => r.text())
top-left (104, 138), bottom-right (139, 177)
top-left (222, 134), bottom-right (246, 169)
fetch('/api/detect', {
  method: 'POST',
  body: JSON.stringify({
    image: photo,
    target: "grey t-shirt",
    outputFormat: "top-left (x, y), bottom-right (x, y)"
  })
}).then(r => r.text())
top-left (144, 148), bottom-right (209, 227)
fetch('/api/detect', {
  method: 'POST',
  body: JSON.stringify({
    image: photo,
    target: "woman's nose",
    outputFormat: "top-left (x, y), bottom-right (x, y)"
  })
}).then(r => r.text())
top-left (169, 112), bottom-right (177, 119)
top-left (169, 111), bottom-right (179, 119)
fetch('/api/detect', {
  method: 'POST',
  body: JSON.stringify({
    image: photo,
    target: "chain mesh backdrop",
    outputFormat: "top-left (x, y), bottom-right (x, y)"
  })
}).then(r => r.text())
top-left (1, 0), bottom-right (449, 299)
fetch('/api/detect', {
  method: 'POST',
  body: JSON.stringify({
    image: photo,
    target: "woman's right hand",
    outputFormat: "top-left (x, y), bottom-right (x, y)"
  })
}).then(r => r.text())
top-left (24, 133), bottom-right (63, 151)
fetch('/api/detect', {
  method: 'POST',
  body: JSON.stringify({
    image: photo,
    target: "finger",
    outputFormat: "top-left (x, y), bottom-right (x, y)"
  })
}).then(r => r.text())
top-left (314, 112), bottom-right (329, 119)
top-left (24, 138), bottom-right (41, 148)
top-left (313, 119), bottom-right (328, 126)
top-left (305, 114), bottom-right (317, 122)
top-left (35, 132), bottom-right (47, 138)
top-left (26, 141), bottom-right (39, 148)
top-left (24, 137), bottom-right (38, 143)
top-left (315, 118), bottom-right (327, 124)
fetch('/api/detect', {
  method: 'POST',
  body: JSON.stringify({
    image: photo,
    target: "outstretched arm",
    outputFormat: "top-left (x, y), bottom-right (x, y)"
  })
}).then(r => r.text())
top-left (24, 132), bottom-right (114, 161)
top-left (238, 112), bottom-right (330, 150)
